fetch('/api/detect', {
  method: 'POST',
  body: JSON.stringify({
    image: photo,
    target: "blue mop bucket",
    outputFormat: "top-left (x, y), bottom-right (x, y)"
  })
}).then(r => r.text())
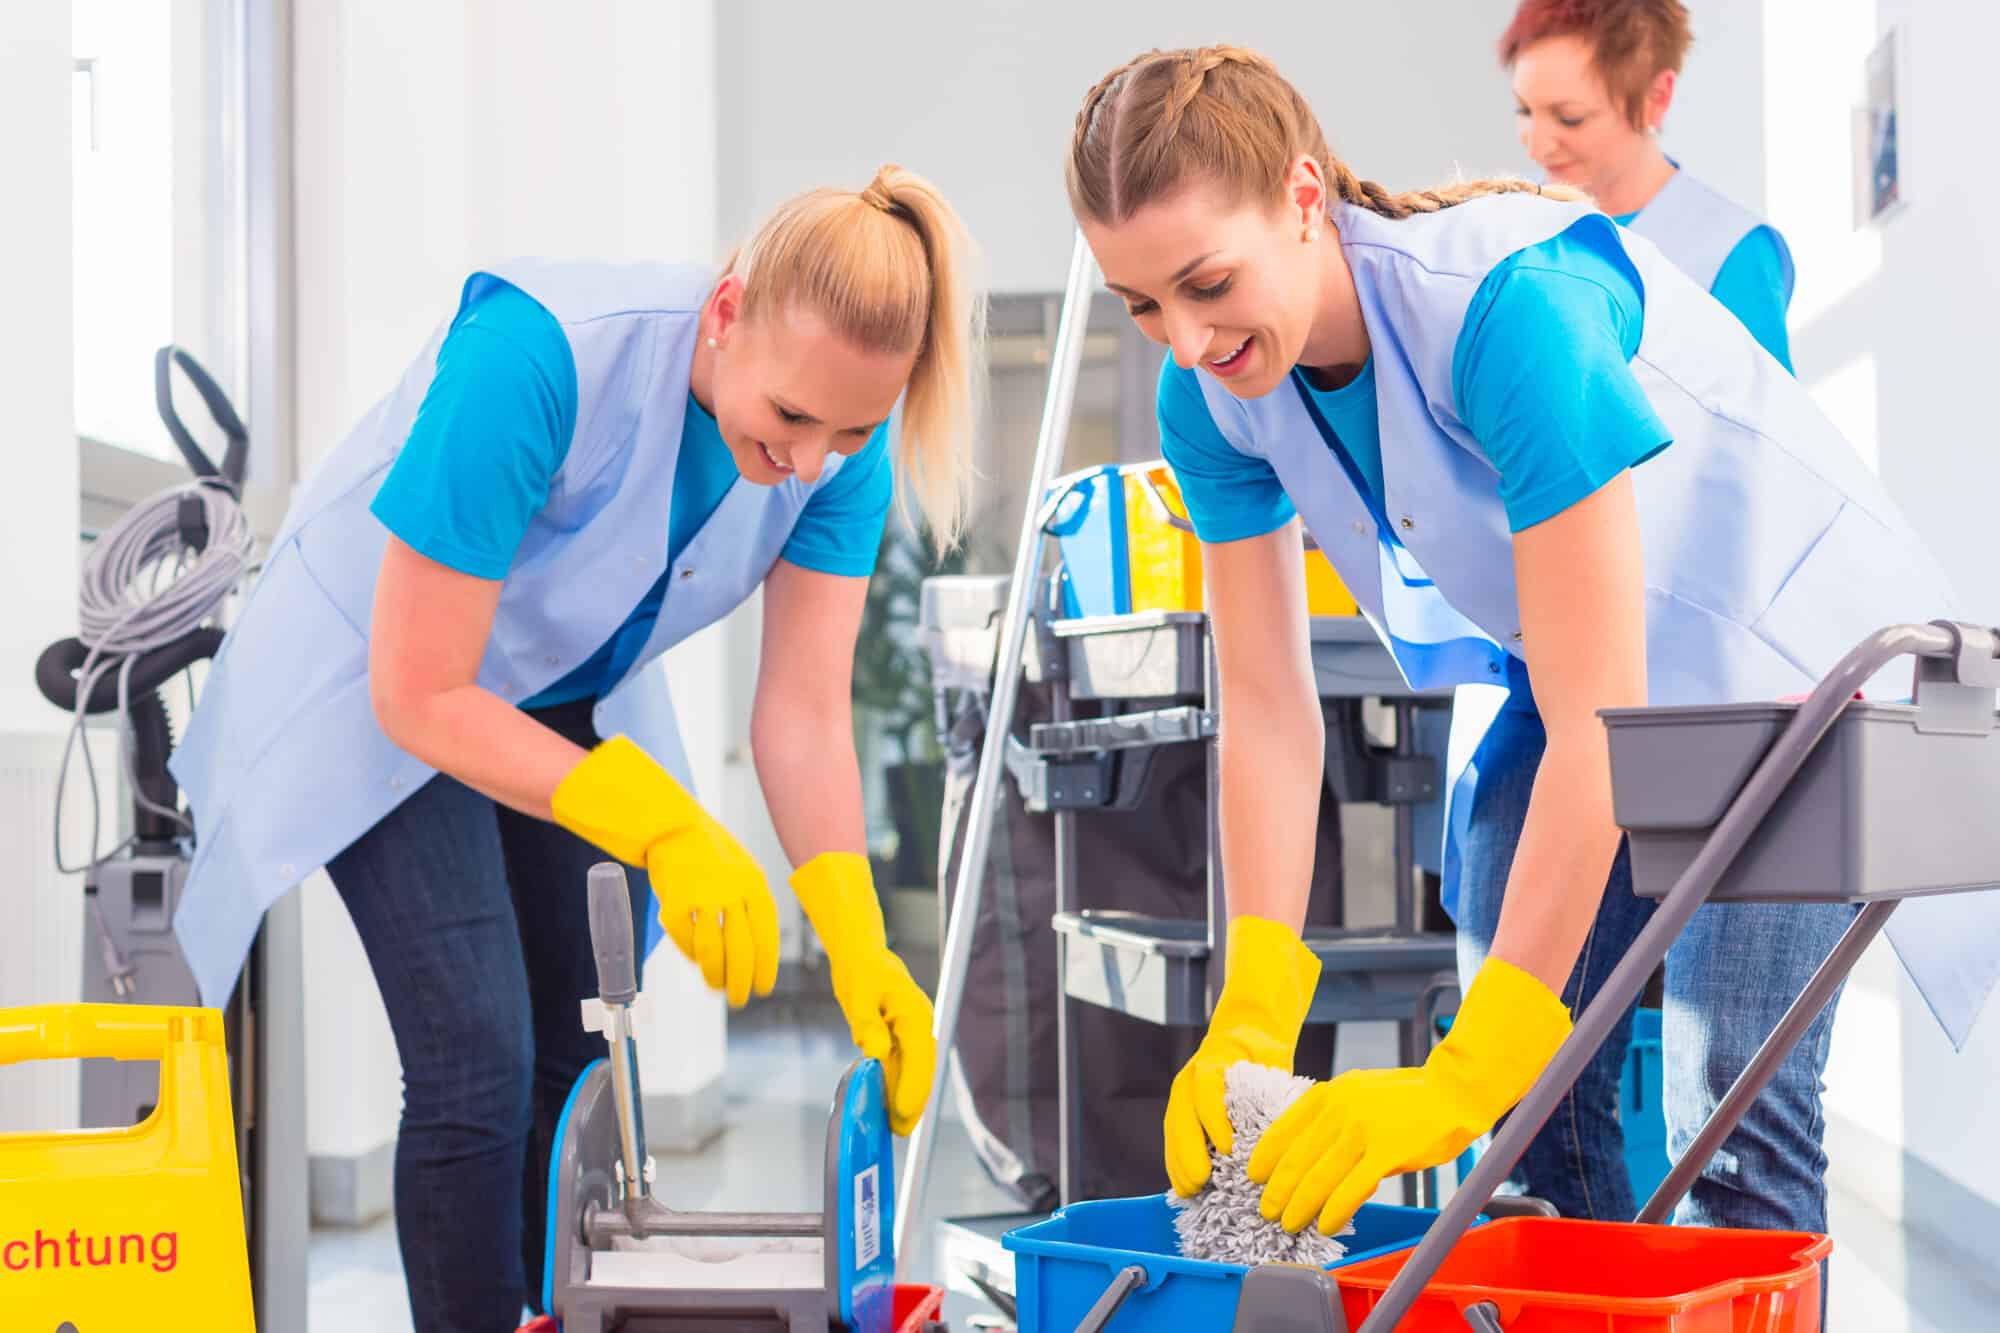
top-left (1003, 1194), bottom-right (1475, 1332)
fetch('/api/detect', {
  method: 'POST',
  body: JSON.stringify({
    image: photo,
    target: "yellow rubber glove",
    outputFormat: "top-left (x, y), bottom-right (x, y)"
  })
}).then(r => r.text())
top-left (1164, 916), bottom-right (1323, 1197)
top-left (551, 735), bottom-right (780, 1008)
top-left (1248, 957), bottom-right (1572, 1235)
top-left (790, 852), bottom-right (937, 1136)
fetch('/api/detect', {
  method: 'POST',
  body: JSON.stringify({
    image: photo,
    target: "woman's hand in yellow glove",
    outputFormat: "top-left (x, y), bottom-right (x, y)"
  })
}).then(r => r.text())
top-left (1163, 916), bottom-right (1323, 1197)
top-left (551, 735), bottom-right (780, 1008)
top-left (1247, 957), bottom-right (1572, 1235)
top-left (790, 853), bottom-right (937, 1135)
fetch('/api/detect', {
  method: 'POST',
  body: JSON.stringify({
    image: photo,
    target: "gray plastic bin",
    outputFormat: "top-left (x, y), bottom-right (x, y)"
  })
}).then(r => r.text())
top-left (1604, 699), bottom-right (2000, 903)
top-left (920, 574), bottom-right (1012, 693)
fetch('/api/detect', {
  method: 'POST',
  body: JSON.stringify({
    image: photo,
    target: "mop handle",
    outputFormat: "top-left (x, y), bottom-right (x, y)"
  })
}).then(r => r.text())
top-left (587, 862), bottom-right (651, 1206)
top-left (588, 862), bottom-right (638, 1005)
top-left (893, 229), bottom-right (1100, 1270)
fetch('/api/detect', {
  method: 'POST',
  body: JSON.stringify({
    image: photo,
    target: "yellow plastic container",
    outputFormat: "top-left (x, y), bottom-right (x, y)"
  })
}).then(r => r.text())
top-left (0, 1005), bottom-right (255, 1330)
top-left (1123, 463), bottom-right (1360, 617)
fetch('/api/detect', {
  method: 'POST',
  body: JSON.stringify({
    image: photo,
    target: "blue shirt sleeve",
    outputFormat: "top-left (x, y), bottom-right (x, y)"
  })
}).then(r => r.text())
top-left (1452, 221), bottom-right (1673, 534)
top-left (369, 276), bottom-right (579, 579)
top-left (1156, 361), bottom-right (1297, 542)
top-left (1709, 225), bottom-right (1795, 373)
top-left (780, 422), bottom-right (894, 576)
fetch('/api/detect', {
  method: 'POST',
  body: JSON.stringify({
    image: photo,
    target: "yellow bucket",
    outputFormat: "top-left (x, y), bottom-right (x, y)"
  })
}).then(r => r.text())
top-left (1123, 464), bottom-right (1360, 617)
top-left (0, 1005), bottom-right (255, 1330)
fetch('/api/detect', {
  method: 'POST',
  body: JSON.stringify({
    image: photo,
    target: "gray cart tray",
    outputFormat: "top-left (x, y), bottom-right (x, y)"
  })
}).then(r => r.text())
top-left (920, 574), bottom-right (1440, 703)
top-left (933, 1211), bottom-right (1039, 1319)
top-left (919, 574), bottom-right (1012, 695)
top-left (1043, 612), bottom-right (1445, 701)
top-left (1053, 910), bottom-right (1457, 1027)
top-left (1604, 699), bottom-right (2000, 903)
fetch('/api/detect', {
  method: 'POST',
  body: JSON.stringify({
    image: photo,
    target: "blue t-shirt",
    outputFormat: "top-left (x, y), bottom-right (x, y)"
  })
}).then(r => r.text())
top-left (1158, 218), bottom-right (1672, 544)
top-left (1613, 211), bottom-right (1793, 373)
top-left (371, 276), bottom-right (893, 707)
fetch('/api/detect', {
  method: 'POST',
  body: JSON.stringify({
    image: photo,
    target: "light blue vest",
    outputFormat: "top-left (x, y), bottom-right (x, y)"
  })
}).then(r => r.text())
top-left (1192, 194), bottom-right (1956, 912)
top-left (170, 259), bottom-right (846, 1006)
top-left (1625, 166), bottom-right (1795, 298)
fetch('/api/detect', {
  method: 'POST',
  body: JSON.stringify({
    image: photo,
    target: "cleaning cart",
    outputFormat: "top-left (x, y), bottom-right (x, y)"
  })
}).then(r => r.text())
top-left (982, 615), bottom-right (2000, 1330)
top-left (898, 231), bottom-right (1999, 1329)
top-left (1330, 615), bottom-right (2000, 1332)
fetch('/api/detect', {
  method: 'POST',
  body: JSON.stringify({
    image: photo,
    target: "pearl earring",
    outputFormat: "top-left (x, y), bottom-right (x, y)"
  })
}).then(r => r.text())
top-left (706, 336), bottom-right (719, 349)
top-left (1303, 225), bottom-right (1320, 243)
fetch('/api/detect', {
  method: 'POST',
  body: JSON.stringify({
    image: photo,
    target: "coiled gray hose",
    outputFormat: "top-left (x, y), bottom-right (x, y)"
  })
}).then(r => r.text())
top-left (57, 478), bottom-right (254, 875)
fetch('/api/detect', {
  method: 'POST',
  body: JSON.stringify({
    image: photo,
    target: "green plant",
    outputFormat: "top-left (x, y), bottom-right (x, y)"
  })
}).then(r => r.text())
top-left (852, 518), bottom-right (966, 766)
top-left (853, 515), bottom-right (970, 887)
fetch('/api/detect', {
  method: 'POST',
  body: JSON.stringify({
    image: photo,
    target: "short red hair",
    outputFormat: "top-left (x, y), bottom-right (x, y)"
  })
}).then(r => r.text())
top-left (1499, 0), bottom-right (1693, 129)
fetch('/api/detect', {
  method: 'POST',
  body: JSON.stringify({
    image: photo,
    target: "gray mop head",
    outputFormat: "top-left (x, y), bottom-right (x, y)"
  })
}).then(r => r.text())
top-left (1167, 1061), bottom-right (1353, 1267)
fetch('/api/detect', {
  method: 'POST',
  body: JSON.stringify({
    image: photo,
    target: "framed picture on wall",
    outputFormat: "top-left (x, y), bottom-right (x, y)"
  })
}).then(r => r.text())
top-left (1854, 26), bottom-right (1906, 226)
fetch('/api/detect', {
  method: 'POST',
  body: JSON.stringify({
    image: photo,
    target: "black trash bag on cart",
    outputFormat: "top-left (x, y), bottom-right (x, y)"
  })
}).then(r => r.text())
top-left (935, 678), bottom-right (1346, 1210)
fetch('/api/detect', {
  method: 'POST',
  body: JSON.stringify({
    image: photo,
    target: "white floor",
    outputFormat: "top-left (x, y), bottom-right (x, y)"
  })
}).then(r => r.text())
top-left (1823, 1184), bottom-right (2000, 1332)
top-left (309, 999), bottom-right (1998, 1331)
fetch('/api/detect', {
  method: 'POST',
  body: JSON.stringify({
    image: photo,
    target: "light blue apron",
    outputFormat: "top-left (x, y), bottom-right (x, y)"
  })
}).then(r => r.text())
top-left (170, 258), bottom-right (847, 1007)
top-left (1193, 196), bottom-right (1996, 1045)
top-left (1625, 164), bottom-right (1795, 298)
top-left (1412, 166), bottom-right (1795, 875)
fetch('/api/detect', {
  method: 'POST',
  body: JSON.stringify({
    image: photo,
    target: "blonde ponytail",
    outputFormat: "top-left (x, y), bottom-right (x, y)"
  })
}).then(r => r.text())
top-left (727, 164), bottom-right (984, 554)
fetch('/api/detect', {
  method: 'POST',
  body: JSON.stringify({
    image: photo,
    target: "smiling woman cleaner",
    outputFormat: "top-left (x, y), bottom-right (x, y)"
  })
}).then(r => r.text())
top-left (165, 165), bottom-right (980, 1333)
top-left (1064, 45), bottom-right (1955, 1242)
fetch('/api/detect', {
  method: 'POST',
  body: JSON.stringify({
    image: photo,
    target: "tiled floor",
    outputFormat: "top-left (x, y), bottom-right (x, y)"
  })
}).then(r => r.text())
top-left (311, 996), bottom-right (1997, 1331)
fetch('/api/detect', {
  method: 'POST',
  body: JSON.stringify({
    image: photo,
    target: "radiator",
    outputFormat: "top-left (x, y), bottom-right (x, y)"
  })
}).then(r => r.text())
top-left (0, 726), bottom-right (119, 1134)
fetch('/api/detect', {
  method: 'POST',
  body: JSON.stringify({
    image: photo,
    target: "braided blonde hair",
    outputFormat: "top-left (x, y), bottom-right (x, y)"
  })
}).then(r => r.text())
top-left (1067, 45), bottom-right (1586, 225)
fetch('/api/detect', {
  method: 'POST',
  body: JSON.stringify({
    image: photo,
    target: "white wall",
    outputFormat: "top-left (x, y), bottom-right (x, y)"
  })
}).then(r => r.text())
top-left (1762, 0), bottom-right (2000, 1266)
top-left (291, 0), bottom-right (728, 1176)
top-left (0, 5), bottom-right (86, 1132)
top-left (718, 3), bottom-right (1546, 292)
top-left (0, 6), bottom-right (82, 735)
top-left (715, 4), bottom-right (1767, 294)
top-left (1657, 1), bottom-right (1768, 216)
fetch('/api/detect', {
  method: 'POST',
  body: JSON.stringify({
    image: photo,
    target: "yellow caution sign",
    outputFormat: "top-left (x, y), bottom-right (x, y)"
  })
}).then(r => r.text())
top-left (0, 1005), bottom-right (254, 1330)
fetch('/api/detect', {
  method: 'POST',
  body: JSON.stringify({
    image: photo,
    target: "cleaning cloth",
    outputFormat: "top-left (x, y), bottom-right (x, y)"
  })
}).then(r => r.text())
top-left (1168, 1061), bottom-right (1353, 1266)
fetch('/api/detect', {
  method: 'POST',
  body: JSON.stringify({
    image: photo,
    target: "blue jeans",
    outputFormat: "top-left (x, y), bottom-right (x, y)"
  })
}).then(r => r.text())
top-left (1454, 704), bottom-right (1857, 1233)
top-left (326, 698), bottom-right (649, 1333)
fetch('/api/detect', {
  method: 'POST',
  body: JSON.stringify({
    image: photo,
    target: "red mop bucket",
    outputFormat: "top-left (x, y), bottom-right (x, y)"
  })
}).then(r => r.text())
top-left (1335, 1218), bottom-right (1830, 1332)
top-left (893, 1282), bottom-right (945, 1331)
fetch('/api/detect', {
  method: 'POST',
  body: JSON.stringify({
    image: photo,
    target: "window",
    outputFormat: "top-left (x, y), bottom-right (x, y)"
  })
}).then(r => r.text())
top-left (970, 291), bottom-right (1162, 572)
top-left (72, 0), bottom-right (247, 518)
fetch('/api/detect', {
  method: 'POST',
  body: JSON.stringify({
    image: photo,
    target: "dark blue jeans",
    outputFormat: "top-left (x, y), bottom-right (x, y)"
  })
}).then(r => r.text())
top-left (1454, 704), bottom-right (1856, 1234)
top-left (326, 698), bottom-right (648, 1333)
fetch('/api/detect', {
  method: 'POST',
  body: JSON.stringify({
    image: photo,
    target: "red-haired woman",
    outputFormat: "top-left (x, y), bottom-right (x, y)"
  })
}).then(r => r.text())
top-left (1504, 0), bottom-right (1795, 369)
